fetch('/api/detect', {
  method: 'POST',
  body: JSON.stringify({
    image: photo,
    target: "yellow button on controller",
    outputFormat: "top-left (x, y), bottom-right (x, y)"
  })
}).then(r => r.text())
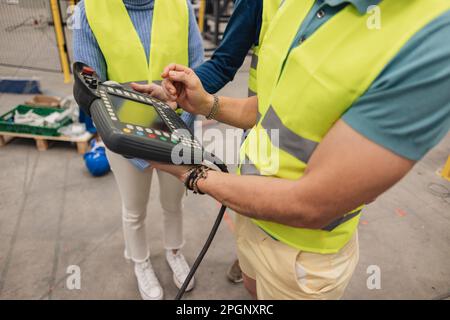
top-left (123, 128), bottom-right (132, 133)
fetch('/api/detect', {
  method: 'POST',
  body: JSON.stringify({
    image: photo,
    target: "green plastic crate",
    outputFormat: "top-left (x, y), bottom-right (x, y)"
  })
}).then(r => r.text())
top-left (0, 105), bottom-right (73, 137)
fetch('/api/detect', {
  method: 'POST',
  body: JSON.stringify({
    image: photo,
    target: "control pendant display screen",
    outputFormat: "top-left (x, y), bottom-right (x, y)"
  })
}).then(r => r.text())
top-left (109, 94), bottom-right (167, 131)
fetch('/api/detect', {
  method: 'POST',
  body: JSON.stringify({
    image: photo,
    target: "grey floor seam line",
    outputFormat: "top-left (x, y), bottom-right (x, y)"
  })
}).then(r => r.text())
top-left (38, 225), bottom-right (122, 300)
top-left (47, 153), bottom-right (70, 300)
top-left (0, 150), bottom-right (38, 295)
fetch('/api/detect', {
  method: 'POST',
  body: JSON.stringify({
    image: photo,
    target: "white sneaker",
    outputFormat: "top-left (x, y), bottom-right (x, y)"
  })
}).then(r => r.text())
top-left (166, 250), bottom-right (195, 291)
top-left (134, 259), bottom-right (164, 300)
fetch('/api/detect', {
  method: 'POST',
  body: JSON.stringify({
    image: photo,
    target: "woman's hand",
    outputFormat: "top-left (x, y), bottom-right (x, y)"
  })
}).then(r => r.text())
top-left (131, 82), bottom-right (177, 110)
top-left (149, 161), bottom-right (194, 183)
top-left (160, 64), bottom-right (214, 116)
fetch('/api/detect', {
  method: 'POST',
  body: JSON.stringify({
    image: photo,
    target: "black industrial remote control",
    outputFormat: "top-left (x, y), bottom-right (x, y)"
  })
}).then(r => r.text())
top-left (73, 62), bottom-right (206, 164)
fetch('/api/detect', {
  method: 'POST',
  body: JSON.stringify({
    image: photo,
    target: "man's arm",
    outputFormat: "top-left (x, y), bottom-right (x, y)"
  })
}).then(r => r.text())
top-left (203, 95), bottom-right (258, 129)
top-left (196, 120), bottom-right (415, 229)
top-left (194, 0), bottom-right (262, 94)
top-left (157, 64), bottom-right (259, 129)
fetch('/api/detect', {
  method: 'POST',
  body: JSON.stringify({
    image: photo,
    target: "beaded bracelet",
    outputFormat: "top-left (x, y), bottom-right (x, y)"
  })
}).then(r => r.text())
top-left (184, 165), bottom-right (210, 195)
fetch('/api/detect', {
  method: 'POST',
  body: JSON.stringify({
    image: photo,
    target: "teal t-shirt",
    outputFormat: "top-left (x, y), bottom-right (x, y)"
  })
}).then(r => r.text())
top-left (288, 0), bottom-right (450, 161)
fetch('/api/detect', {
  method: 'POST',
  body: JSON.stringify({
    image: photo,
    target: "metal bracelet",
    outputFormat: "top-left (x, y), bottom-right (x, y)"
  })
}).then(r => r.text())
top-left (206, 95), bottom-right (220, 120)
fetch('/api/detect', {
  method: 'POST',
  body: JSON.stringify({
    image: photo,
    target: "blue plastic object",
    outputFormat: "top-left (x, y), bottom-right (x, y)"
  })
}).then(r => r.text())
top-left (0, 78), bottom-right (42, 94)
top-left (84, 139), bottom-right (110, 177)
top-left (79, 110), bottom-right (97, 134)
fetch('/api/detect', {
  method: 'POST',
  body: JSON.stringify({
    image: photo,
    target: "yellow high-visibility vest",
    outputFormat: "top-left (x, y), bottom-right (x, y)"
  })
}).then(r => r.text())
top-left (247, 0), bottom-right (282, 97)
top-left (85, 0), bottom-right (189, 123)
top-left (239, 0), bottom-right (450, 253)
top-left (85, 0), bottom-right (188, 83)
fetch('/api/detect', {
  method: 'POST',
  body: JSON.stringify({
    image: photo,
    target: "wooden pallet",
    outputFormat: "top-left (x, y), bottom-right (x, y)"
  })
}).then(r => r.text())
top-left (0, 131), bottom-right (94, 154)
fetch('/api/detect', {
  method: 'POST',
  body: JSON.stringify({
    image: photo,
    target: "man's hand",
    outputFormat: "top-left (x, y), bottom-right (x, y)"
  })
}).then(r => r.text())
top-left (160, 63), bottom-right (214, 116)
top-left (131, 82), bottom-right (177, 110)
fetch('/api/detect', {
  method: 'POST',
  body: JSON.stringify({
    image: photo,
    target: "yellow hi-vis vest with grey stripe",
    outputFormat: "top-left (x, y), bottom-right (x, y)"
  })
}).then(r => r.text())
top-left (85, 0), bottom-right (188, 123)
top-left (85, 0), bottom-right (188, 83)
top-left (239, 0), bottom-right (450, 254)
top-left (247, 0), bottom-right (281, 97)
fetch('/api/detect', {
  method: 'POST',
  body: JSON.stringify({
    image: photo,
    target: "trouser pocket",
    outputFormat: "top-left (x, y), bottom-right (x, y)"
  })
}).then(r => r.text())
top-left (294, 233), bottom-right (359, 299)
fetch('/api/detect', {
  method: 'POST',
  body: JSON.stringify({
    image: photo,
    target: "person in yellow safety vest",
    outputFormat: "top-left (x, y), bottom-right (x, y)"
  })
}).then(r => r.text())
top-left (139, 0), bottom-right (283, 284)
top-left (73, 0), bottom-right (204, 300)
top-left (246, 0), bottom-right (282, 98)
top-left (134, 0), bottom-right (450, 299)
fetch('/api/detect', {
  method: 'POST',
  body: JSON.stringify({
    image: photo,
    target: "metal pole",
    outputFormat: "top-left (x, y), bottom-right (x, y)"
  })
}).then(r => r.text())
top-left (199, 0), bottom-right (206, 33)
top-left (50, 0), bottom-right (71, 83)
top-left (441, 156), bottom-right (450, 181)
top-left (214, 0), bottom-right (219, 46)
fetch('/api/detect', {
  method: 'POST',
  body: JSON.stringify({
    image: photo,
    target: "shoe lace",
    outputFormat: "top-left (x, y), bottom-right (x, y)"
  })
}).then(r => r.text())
top-left (169, 253), bottom-right (190, 279)
top-left (137, 261), bottom-right (159, 289)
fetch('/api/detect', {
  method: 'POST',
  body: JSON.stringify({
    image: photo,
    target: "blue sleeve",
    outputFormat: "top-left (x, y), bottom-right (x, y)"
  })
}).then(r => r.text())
top-left (194, 0), bottom-right (263, 94)
top-left (343, 11), bottom-right (450, 161)
top-left (72, 0), bottom-right (107, 81)
top-left (187, 0), bottom-right (204, 69)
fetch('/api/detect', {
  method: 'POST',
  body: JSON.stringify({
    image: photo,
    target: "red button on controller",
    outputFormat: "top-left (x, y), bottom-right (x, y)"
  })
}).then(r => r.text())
top-left (148, 134), bottom-right (156, 139)
top-left (82, 66), bottom-right (94, 76)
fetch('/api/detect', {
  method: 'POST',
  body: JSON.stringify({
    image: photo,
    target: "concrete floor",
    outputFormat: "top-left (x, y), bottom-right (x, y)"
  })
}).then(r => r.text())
top-left (0, 58), bottom-right (449, 300)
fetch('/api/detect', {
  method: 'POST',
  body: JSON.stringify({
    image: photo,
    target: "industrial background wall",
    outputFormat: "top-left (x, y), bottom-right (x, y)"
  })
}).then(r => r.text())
top-left (0, 0), bottom-right (75, 74)
top-left (0, 0), bottom-right (231, 79)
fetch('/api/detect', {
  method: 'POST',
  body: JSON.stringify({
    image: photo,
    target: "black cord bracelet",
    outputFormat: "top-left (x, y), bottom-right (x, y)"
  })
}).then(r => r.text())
top-left (184, 166), bottom-right (210, 195)
top-left (184, 167), bottom-right (199, 191)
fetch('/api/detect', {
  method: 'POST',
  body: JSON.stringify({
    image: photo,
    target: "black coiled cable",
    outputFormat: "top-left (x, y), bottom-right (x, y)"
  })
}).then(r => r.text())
top-left (175, 156), bottom-right (228, 300)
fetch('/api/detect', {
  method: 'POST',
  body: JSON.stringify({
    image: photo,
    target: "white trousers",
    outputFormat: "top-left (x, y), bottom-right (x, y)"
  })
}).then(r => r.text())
top-left (106, 149), bottom-right (186, 263)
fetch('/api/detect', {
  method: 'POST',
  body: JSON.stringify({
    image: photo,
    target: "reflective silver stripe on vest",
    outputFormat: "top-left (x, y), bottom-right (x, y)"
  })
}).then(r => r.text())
top-left (249, 52), bottom-right (258, 96)
top-left (240, 155), bottom-right (261, 176)
top-left (250, 53), bottom-right (258, 70)
top-left (261, 106), bottom-right (318, 164)
top-left (256, 110), bottom-right (262, 123)
top-left (242, 111), bottom-right (262, 142)
top-left (322, 210), bottom-right (361, 232)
